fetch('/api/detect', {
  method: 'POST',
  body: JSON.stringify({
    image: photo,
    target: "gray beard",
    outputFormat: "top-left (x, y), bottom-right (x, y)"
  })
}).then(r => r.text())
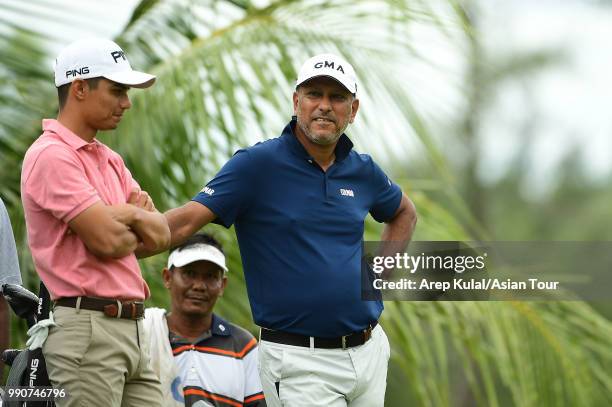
top-left (298, 121), bottom-right (345, 146)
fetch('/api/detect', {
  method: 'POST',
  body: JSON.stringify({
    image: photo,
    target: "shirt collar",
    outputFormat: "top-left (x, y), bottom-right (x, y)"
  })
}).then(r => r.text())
top-left (168, 313), bottom-right (232, 345)
top-left (210, 313), bottom-right (232, 337)
top-left (281, 117), bottom-right (354, 162)
top-left (42, 119), bottom-right (100, 151)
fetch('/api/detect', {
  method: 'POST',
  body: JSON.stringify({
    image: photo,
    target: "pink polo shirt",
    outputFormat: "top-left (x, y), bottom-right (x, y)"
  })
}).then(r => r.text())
top-left (21, 119), bottom-right (150, 301)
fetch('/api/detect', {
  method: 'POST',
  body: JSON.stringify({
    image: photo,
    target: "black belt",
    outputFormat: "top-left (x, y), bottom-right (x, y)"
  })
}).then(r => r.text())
top-left (260, 321), bottom-right (378, 349)
top-left (55, 296), bottom-right (145, 320)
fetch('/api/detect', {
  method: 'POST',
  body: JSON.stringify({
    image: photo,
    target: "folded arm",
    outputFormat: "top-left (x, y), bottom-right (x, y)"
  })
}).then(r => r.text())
top-left (122, 189), bottom-right (171, 257)
top-left (132, 201), bottom-right (215, 258)
top-left (69, 191), bottom-right (171, 259)
top-left (131, 210), bottom-right (171, 257)
top-left (68, 202), bottom-right (140, 258)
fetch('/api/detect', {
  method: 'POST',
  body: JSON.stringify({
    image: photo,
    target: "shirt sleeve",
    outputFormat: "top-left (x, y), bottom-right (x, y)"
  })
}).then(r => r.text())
top-left (0, 199), bottom-right (22, 286)
top-left (23, 145), bottom-right (100, 223)
top-left (192, 149), bottom-right (256, 228)
top-left (243, 344), bottom-right (266, 407)
top-left (368, 159), bottom-right (402, 223)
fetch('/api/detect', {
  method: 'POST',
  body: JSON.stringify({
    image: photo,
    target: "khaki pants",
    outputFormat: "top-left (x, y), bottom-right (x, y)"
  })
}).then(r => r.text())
top-left (258, 324), bottom-right (391, 407)
top-left (43, 306), bottom-right (162, 407)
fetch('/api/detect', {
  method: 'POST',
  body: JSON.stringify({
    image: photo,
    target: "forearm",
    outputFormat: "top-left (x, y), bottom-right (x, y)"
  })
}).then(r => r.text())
top-left (106, 203), bottom-right (170, 252)
top-left (165, 201), bottom-right (215, 248)
top-left (90, 206), bottom-right (140, 257)
top-left (106, 203), bottom-right (139, 225)
top-left (381, 194), bottom-right (417, 242)
top-left (379, 216), bottom-right (415, 264)
top-left (134, 242), bottom-right (157, 259)
top-left (380, 213), bottom-right (416, 244)
top-left (130, 210), bottom-right (171, 253)
top-left (69, 202), bottom-right (139, 258)
top-left (379, 195), bottom-right (417, 278)
top-left (106, 225), bottom-right (139, 258)
top-left (166, 206), bottom-right (193, 247)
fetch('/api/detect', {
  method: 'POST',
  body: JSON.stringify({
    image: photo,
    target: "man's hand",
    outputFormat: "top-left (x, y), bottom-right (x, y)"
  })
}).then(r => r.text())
top-left (125, 189), bottom-right (171, 257)
top-left (128, 188), bottom-right (155, 212)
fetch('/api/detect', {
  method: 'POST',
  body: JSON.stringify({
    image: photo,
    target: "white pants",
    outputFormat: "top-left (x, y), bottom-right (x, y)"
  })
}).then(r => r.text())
top-left (258, 324), bottom-right (390, 407)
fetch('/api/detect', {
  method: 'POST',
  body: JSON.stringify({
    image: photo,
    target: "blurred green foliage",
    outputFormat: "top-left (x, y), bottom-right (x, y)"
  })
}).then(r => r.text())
top-left (1, 1), bottom-right (610, 405)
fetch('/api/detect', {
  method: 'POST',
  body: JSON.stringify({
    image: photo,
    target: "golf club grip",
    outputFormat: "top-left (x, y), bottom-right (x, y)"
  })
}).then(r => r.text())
top-left (37, 281), bottom-right (50, 321)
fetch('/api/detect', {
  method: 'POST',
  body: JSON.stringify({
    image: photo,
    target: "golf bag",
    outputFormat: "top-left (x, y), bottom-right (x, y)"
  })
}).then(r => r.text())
top-left (1, 282), bottom-right (53, 407)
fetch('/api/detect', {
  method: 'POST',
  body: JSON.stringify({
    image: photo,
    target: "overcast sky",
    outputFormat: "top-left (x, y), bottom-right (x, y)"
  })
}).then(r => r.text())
top-left (480, 0), bottom-right (612, 196)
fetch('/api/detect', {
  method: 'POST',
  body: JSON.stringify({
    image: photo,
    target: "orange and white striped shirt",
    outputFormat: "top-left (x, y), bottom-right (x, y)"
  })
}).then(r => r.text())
top-left (170, 314), bottom-right (265, 407)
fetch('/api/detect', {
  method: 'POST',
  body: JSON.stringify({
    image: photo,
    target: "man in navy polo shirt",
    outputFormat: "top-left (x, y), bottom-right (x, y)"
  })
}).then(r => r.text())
top-left (166, 53), bottom-right (417, 406)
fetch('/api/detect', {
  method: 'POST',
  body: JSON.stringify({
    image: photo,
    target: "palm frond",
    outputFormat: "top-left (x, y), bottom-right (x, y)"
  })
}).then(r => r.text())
top-left (0, 2), bottom-right (610, 405)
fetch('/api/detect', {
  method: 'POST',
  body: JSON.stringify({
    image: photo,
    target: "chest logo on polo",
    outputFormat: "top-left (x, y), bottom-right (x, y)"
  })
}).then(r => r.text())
top-left (340, 188), bottom-right (355, 197)
top-left (201, 186), bottom-right (215, 196)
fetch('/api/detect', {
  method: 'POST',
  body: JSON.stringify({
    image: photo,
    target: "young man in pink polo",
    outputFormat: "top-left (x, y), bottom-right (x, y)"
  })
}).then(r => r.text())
top-left (21, 38), bottom-right (170, 406)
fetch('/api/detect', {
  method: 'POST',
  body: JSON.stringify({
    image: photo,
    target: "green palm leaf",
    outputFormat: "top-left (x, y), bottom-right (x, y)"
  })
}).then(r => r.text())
top-left (0, 1), bottom-right (610, 406)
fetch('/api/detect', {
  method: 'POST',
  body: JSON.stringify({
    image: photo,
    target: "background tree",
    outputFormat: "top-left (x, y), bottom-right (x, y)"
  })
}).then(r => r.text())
top-left (1, 0), bottom-right (610, 405)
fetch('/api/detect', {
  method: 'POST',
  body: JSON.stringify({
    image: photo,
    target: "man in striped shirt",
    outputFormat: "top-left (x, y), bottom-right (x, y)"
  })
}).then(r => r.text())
top-left (145, 233), bottom-right (265, 407)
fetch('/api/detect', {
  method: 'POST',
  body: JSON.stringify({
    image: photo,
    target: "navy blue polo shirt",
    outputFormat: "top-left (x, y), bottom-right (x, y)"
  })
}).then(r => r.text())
top-left (193, 119), bottom-right (402, 337)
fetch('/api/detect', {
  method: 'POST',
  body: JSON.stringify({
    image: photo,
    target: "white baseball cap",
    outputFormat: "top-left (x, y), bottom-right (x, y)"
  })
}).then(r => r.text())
top-left (167, 243), bottom-right (228, 272)
top-left (295, 53), bottom-right (357, 94)
top-left (54, 38), bottom-right (156, 88)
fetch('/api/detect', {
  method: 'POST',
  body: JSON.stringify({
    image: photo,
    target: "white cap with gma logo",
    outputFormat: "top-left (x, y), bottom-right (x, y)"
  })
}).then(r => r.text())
top-left (295, 53), bottom-right (357, 94)
top-left (54, 38), bottom-right (156, 88)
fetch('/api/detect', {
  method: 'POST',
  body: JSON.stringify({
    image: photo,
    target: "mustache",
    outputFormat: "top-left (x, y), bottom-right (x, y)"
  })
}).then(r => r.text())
top-left (312, 115), bottom-right (336, 123)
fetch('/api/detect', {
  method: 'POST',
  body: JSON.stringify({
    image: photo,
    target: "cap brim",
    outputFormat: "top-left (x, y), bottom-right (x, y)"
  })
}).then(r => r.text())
top-left (168, 244), bottom-right (228, 272)
top-left (172, 255), bottom-right (227, 271)
top-left (296, 74), bottom-right (356, 94)
top-left (104, 70), bottom-right (156, 89)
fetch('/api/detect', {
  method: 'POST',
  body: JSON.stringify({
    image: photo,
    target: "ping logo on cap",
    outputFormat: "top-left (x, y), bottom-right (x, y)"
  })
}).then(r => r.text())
top-left (65, 66), bottom-right (90, 78)
top-left (54, 38), bottom-right (156, 88)
top-left (314, 60), bottom-right (345, 74)
top-left (111, 50), bottom-right (127, 63)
